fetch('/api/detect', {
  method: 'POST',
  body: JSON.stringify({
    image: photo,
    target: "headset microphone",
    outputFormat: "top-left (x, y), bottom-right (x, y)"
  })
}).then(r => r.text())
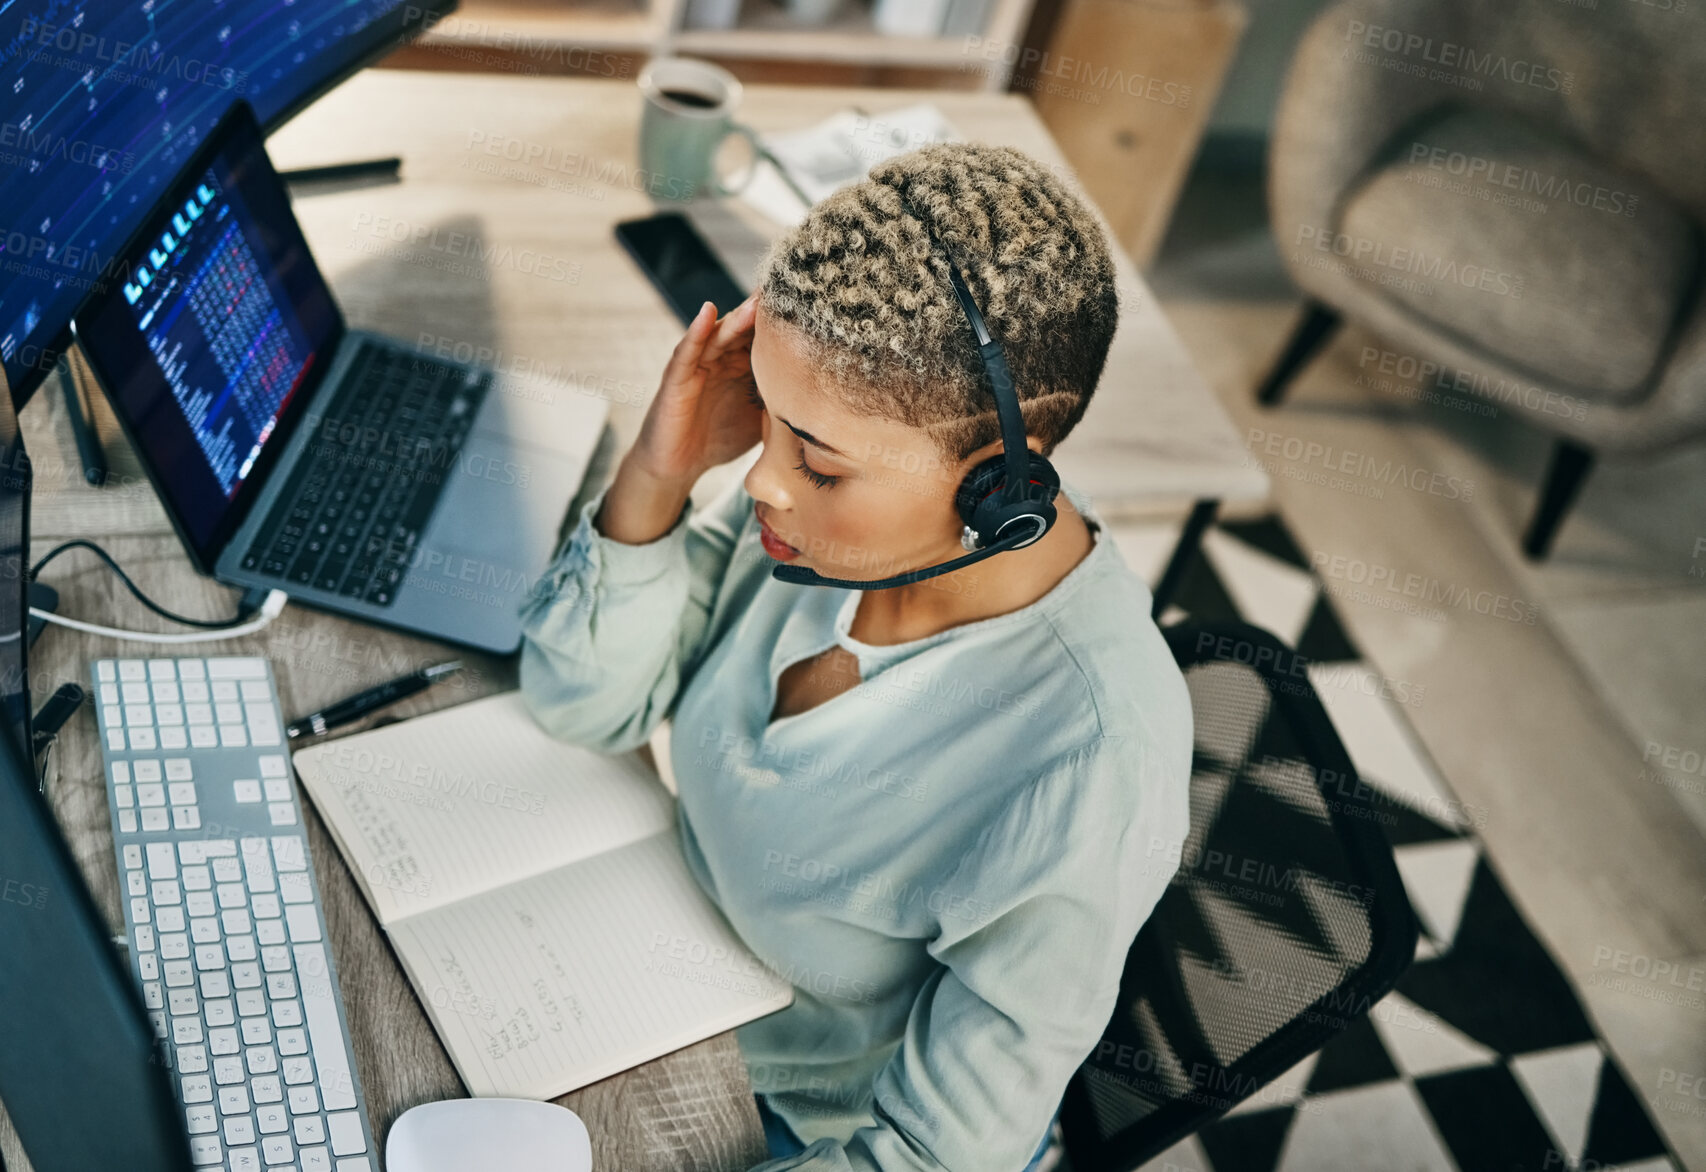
top-left (769, 220), bottom-right (1061, 591)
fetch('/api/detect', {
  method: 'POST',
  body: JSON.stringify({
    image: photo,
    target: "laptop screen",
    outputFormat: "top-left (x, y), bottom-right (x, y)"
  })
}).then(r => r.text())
top-left (75, 100), bottom-right (341, 570)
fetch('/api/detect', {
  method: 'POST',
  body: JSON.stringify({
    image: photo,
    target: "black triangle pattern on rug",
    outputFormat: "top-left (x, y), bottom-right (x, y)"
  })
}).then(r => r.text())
top-left (1137, 516), bottom-right (1680, 1172)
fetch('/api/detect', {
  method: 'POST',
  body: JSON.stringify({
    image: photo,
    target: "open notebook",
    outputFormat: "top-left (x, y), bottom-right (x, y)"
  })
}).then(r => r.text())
top-left (290, 691), bottom-right (793, 1099)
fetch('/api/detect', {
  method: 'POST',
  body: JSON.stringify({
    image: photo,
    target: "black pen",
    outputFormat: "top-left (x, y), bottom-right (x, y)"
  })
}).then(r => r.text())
top-left (286, 660), bottom-right (462, 740)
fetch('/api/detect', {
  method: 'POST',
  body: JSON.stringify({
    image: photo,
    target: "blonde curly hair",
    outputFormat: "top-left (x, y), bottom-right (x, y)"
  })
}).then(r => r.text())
top-left (757, 140), bottom-right (1118, 468)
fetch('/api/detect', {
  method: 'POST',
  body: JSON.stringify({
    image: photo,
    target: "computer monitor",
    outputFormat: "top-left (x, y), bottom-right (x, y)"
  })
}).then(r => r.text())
top-left (0, 368), bottom-right (192, 1171)
top-left (0, 0), bottom-right (458, 408)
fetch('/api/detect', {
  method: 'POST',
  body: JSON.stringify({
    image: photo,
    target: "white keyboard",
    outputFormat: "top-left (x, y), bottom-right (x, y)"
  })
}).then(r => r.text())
top-left (93, 656), bottom-right (376, 1172)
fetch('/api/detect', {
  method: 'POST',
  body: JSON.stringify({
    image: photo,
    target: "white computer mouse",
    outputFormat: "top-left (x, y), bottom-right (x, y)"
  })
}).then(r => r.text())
top-left (385, 1097), bottom-right (593, 1172)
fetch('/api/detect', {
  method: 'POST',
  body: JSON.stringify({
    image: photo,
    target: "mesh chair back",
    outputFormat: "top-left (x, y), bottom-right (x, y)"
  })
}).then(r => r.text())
top-left (1061, 622), bottom-right (1418, 1171)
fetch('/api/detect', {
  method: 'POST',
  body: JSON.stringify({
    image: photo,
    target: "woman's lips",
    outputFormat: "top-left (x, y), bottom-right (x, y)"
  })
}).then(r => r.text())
top-left (755, 509), bottom-right (800, 560)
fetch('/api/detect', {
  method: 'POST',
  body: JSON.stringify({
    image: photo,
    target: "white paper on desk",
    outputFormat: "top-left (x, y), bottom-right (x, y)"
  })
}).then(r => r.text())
top-left (740, 103), bottom-right (963, 226)
top-left (290, 692), bottom-right (793, 1100)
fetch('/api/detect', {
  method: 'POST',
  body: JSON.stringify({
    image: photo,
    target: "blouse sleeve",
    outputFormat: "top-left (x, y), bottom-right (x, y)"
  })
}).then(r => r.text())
top-left (749, 733), bottom-right (1192, 1172)
top-left (517, 471), bottom-right (753, 755)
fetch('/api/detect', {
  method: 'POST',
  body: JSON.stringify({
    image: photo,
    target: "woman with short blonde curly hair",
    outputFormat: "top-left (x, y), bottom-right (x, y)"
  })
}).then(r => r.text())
top-left (520, 140), bottom-right (1193, 1171)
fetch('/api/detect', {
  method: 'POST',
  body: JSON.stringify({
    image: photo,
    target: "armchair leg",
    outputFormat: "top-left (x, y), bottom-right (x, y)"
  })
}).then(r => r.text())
top-left (1522, 439), bottom-right (1594, 560)
top-left (1257, 301), bottom-right (1342, 406)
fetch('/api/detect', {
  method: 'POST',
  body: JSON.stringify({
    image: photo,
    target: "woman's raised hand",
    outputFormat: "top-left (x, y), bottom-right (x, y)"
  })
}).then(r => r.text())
top-left (629, 295), bottom-right (763, 488)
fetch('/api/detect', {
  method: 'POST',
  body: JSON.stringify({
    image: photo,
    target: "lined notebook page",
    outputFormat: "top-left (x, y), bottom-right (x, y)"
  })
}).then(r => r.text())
top-left (291, 692), bottom-right (675, 923)
top-left (387, 829), bottom-right (794, 1099)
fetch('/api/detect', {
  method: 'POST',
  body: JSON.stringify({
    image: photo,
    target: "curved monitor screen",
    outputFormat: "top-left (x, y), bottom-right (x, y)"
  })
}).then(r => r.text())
top-left (0, 0), bottom-right (452, 405)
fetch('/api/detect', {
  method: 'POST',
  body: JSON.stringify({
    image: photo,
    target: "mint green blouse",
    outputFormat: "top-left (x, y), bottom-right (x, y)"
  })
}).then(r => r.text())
top-left (517, 471), bottom-right (1192, 1171)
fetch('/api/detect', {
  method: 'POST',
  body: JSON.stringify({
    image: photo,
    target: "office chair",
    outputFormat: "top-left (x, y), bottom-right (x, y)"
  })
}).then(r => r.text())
top-left (1059, 621), bottom-right (1419, 1170)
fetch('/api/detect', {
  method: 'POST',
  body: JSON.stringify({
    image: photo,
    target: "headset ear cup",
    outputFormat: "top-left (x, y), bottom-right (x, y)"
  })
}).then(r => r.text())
top-left (956, 452), bottom-right (1062, 548)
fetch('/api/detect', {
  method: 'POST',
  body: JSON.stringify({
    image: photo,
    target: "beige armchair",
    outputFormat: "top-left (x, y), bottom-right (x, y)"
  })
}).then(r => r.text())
top-left (1256, 0), bottom-right (1706, 557)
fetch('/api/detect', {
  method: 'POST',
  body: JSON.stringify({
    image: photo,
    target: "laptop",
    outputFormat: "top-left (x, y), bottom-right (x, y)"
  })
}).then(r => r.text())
top-left (72, 99), bottom-right (608, 654)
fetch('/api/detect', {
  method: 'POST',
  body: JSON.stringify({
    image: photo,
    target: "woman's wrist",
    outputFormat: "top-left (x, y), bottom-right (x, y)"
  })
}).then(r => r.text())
top-left (594, 453), bottom-right (696, 546)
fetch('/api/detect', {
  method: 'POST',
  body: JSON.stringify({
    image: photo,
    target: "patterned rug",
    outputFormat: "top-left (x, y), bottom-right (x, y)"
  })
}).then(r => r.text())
top-left (1088, 512), bottom-right (1682, 1172)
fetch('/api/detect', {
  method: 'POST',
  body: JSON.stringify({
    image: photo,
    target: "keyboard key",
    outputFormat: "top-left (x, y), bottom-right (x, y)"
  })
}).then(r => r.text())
top-left (276, 1028), bottom-right (308, 1056)
top-left (173, 1017), bottom-right (205, 1045)
top-left (170, 782), bottom-right (199, 806)
top-left (271, 837), bottom-right (307, 872)
top-left (134, 924), bottom-right (156, 952)
top-left (119, 808), bottom-right (138, 832)
top-left (224, 1118), bottom-right (256, 1145)
top-left (187, 891), bottom-right (217, 918)
top-left (101, 682), bottom-right (120, 704)
top-left (149, 1009), bottom-right (168, 1039)
top-left (191, 726), bottom-right (219, 748)
top-left (178, 658), bottom-right (207, 679)
top-left (235, 780), bottom-right (263, 803)
top-left (125, 704), bottom-right (153, 726)
top-left (156, 703), bottom-right (184, 725)
top-left (138, 783), bottom-right (166, 807)
top-left (209, 658), bottom-right (268, 679)
top-left (279, 874), bottom-right (312, 905)
top-left (337, 1158), bottom-right (373, 1172)
top-left (153, 680), bottom-right (181, 703)
top-left (257, 919), bottom-right (287, 947)
top-left (216, 701), bottom-right (245, 725)
top-left (103, 704), bottom-right (123, 728)
top-left (149, 659), bottom-right (176, 680)
top-left (206, 999), bottom-right (235, 1027)
top-left (213, 1055), bottom-right (245, 1084)
top-left (160, 931), bottom-right (190, 958)
top-left (202, 942), bottom-right (235, 968)
top-left (180, 1044), bottom-right (208, 1073)
top-left (261, 945), bottom-right (292, 973)
top-left (141, 808), bottom-right (170, 832)
top-left (259, 755), bottom-right (288, 777)
top-left (287, 1086), bottom-right (319, 1115)
top-left (139, 953), bottom-right (159, 980)
top-left (210, 1028), bottom-right (242, 1057)
top-left (161, 726), bottom-right (189, 749)
top-left (123, 843), bottom-right (143, 868)
top-left (228, 935), bottom-right (258, 963)
top-left (232, 962), bottom-right (262, 989)
top-left (264, 778), bottom-right (291, 802)
top-left (134, 758), bottom-right (163, 782)
top-left (301, 1145), bottom-right (331, 1172)
top-left (98, 660), bottom-right (116, 682)
top-left (186, 1103), bottom-right (218, 1133)
top-left (174, 805), bottom-right (203, 831)
top-left (168, 987), bottom-right (198, 1015)
top-left (327, 1111), bottom-right (365, 1155)
top-left (166, 757), bottom-right (195, 780)
top-left (183, 1074), bottom-right (214, 1103)
top-left (130, 897), bottom-right (151, 925)
top-left (127, 869), bottom-right (147, 896)
top-left (257, 1103), bottom-right (289, 1134)
top-left (142, 981), bottom-right (163, 1009)
top-left (282, 1057), bottom-right (315, 1086)
top-left (164, 959), bottom-right (195, 987)
top-left (298, 945), bottom-right (356, 1109)
top-left (188, 1134), bottom-right (221, 1166)
top-left (218, 883), bottom-right (248, 910)
top-left (219, 1086), bottom-right (252, 1116)
top-left (115, 784), bottom-right (135, 809)
top-left (249, 1048), bottom-right (280, 1077)
top-left (119, 659), bottom-right (146, 681)
top-left (187, 702), bottom-right (215, 725)
top-left (253, 893), bottom-right (282, 919)
top-left (212, 680), bottom-right (240, 702)
top-left (242, 1017), bottom-right (273, 1046)
top-left (129, 728), bottom-right (157, 750)
top-left (248, 703), bottom-right (282, 746)
top-left (200, 970), bottom-right (231, 998)
top-left (285, 905), bottom-right (322, 944)
top-left (183, 680), bottom-right (210, 702)
top-left (262, 1134), bottom-right (294, 1164)
top-left (146, 842), bottom-right (178, 879)
top-left (214, 857), bottom-right (245, 884)
top-left (269, 803), bottom-right (298, 826)
top-left (112, 761), bottom-right (132, 784)
top-left (182, 863), bottom-right (211, 891)
top-left (242, 838), bottom-right (276, 892)
top-left (220, 724), bottom-right (249, 748)
top-left (231, 1147), bottom-right (263, 1172)
top-left (238, 988), bottom-right (268, 1016)
top-left (107, 728), bottom-right (126, 751)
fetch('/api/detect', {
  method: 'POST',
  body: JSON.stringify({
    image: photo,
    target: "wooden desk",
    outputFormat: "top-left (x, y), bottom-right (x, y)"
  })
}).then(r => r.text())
top-left (0, 68), bottom-right (1263, 1172)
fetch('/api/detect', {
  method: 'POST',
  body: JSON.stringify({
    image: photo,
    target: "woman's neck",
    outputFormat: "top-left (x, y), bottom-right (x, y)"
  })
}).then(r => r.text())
top-left (850, 494), bottom-right (1097, 646)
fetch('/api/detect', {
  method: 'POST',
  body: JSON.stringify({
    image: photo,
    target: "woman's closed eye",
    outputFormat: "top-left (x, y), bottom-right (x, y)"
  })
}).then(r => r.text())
top-left (747, 385), bottom-right (840, 489)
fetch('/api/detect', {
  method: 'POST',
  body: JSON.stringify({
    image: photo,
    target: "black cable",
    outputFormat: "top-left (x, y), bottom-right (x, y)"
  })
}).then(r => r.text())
top-left (29, 539), bottom-right (260, 630)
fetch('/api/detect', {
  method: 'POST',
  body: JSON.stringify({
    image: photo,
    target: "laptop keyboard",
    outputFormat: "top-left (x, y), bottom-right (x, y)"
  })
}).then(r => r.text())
top-left (241, 343), bottom-right (490, 606)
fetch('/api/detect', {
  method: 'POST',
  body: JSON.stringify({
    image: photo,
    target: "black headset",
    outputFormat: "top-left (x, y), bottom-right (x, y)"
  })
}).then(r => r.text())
top-left (771, 227), bottom-right (1062, 591)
